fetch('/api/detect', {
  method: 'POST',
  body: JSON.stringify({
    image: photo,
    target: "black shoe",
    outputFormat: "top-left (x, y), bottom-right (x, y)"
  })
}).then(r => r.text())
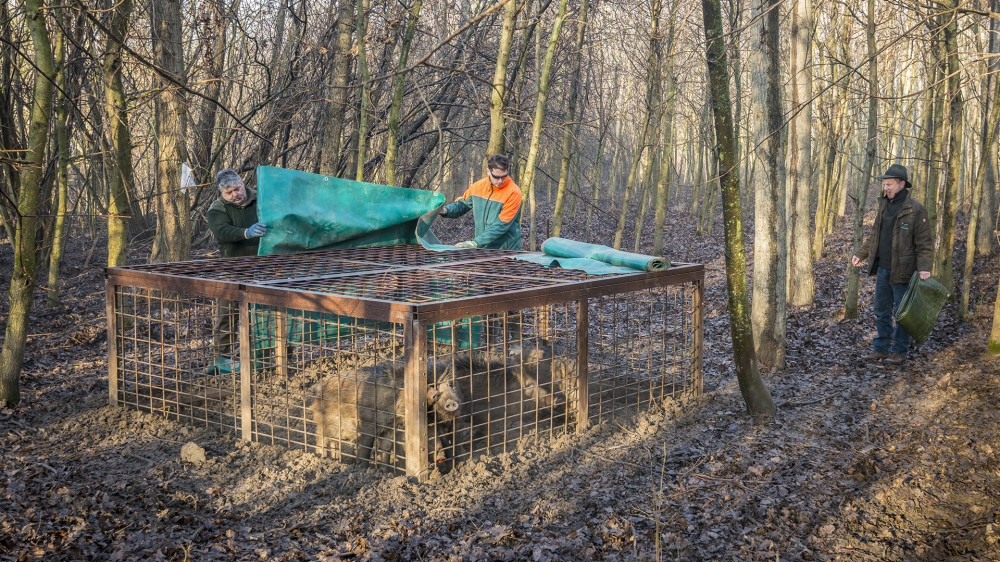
top-left (885, 353), bottom-right (906, 365)
top-left (861, 351), bottom-right (889, 361)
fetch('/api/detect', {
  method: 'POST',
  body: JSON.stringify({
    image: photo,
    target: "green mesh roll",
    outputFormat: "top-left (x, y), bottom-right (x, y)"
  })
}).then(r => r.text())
top-left (540, 237), bottom-right (670, 271)
top-left (895, 272), bottom-right (950, 344)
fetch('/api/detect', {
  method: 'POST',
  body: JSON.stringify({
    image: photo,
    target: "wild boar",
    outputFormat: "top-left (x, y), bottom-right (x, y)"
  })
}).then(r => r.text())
top-left (510, 345), bottom-right (579, 419)
top-left (307, 361), bottom-right (466, 464)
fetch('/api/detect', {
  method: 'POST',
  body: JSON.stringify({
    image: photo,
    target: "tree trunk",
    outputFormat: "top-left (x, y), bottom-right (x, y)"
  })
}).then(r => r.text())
top-left (520, 0), bottom-right (569, 251)
top-left (384, 0), bottom-right (423, 186)
top-left (925, 33), bottom-right (947, 242)
top-left (844, 0), bottom-right (877, 320)
top-left (320, 0), bottom-right (356, 177)
top-left (1, 0), bottom-right (55, 407)
top-left (191, 0), bottom-right (228, 186)
top-left (355, 0), bottom-right (371, 181)
top-left (104, 0), bottom-right (134, 268)
top-left (653, 1), bottom-right (678, 255)
top-left (749, 0), bottom-right (786, 368)
top-left (47, 12), bottom-right (69, 306)
top-left (552, 0), bottom-right (589, 237)
top-left (486, 0), bottom-right (517, 157)
top-left (700, 0), bottom-right (775, 418)
top-left (960, 28), bottom-right (1000, 319)
top-left (933, 3), bottom-right (963, 293)
top-left (149, 0), bottom-right (191, 264)
top-left (612, 1), bottom-right (661, 250)
top-left (786, 0), bottom-right (814, 307)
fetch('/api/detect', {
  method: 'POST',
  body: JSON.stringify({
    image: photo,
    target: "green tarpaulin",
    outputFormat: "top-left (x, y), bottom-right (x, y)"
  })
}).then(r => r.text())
top-left (256, 166), bottom-right (450, 254)
top-left (250, 166), bottom-right (467, 346)
top-left (514, 237), bottom-right (670, 274)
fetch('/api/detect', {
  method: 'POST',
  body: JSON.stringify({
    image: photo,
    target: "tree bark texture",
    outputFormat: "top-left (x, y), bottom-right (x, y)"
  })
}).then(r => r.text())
top-left (486, 0), bottom-right (517, 157)
top-left (1, 0), bottom-right (55, 407)
top-left (552, 0), bottom-right (589, 238)
top-left (149, 0), bottom-right (191, 264)
top-left (932, 4), bottom-right (963, 293)
top-left (384, 0), bottom-right (423, 186)
top-left (700, 0), bottom-right (775, 417)
top-left (844, 0), bottom-right (877, 320)
top-left (320, 0), bottom-right (356, 177)
top-left (749, 0), bottom-right (786, 368)
top-left (786, 0), bottom-right (814, 307)
top-left (104, 0), bottom-right (135, 268)
top-left (520, 0), bottom-right (569, 251)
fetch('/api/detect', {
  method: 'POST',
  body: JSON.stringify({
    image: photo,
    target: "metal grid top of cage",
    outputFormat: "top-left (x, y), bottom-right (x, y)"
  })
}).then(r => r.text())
top-left (108, 244), bottom-right (703, 323)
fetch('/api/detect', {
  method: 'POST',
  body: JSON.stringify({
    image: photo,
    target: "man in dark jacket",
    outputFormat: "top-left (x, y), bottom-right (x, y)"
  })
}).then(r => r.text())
top-left (851, 164), bottom-right (933, 365)
top-left (206, 168), bottom-right (267, 371)
top-left (438, 154), bottom-right (522, 250)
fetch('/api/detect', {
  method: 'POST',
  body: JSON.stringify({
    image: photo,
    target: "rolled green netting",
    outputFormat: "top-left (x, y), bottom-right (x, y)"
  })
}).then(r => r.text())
top-left (540, 237), bottom-right (670, 272)
top-left (895, 272), bottom-right (950, 344)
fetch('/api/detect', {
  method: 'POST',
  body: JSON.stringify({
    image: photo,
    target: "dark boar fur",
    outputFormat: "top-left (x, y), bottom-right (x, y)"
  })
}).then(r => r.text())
top-left (511, 345), bottom-right (579, 419)
top-left (307, 361), bottom-right (466, 463)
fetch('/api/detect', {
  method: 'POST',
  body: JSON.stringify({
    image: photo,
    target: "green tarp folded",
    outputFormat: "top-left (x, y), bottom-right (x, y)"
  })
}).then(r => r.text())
top-left (515, 237), bottom-right (670, 274)
top-left (256, 166), bottom-right (448, 254)
top-left (895, 272), bottom-right (950, 344)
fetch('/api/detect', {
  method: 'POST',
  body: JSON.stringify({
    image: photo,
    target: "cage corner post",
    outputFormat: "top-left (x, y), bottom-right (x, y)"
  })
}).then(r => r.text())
top-left (693, 277), bottom-right (704, 395)
top-left (239, 292), bottom-right (252, 441)
top-left (576, 298), bottom-right (590, 433)
top-left (106, 276), bottom-right (119, 407)
top-left (403, 314), bottom-right (429, 481)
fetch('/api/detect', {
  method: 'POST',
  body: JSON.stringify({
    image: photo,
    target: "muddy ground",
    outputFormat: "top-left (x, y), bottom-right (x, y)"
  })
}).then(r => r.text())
top-left (2, 194), bottom-right (999, 561)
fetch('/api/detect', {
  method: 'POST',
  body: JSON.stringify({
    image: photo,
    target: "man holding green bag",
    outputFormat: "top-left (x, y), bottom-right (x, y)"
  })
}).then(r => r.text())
top-left (851, 164), bottom-right (933, 365)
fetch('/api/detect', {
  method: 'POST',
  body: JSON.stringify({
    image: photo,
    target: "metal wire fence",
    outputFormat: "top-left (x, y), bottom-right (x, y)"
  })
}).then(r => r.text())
top-left (107, 245), bottom-right (703, 479)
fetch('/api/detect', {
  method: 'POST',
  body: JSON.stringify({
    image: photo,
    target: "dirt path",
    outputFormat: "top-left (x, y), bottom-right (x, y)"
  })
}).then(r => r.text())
top-left (2, 204), bottom-right (999, 560)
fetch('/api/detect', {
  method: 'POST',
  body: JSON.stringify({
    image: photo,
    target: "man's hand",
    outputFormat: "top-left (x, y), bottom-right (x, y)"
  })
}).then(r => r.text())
top-left (438, 207), bottom-right (449, 217)
top-left (455, 240), bottom-right (477, 248)
top-left (851, 255), bottom-right (863, 267)
top-left (245, 222), bottom-right (267, 238)
top-left (919, 271), bottom-right (931, 280)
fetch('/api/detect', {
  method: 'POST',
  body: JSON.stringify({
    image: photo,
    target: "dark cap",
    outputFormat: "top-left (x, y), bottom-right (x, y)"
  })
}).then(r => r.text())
top-left (876, 163), bottom-right (911, 189)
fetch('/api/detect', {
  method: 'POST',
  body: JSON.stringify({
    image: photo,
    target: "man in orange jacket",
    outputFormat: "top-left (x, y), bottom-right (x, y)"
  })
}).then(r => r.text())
top-left (439, 154), bottom-right (523, 250)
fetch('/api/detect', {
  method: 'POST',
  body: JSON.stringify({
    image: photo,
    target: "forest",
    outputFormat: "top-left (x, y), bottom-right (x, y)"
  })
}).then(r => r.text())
top-left (2, 0), bottom-right (1000, 558)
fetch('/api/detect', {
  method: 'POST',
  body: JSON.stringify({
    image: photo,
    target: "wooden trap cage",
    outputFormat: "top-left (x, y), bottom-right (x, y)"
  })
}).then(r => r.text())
top-left (106, 245), bottom-right (703, 480)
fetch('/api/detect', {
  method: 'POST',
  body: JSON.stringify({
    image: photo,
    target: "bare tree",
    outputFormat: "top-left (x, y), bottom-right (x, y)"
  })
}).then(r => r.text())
top-left (701, 0), bottom-right (775, 417)
top-left (749, 0), bottom-right (786, 368)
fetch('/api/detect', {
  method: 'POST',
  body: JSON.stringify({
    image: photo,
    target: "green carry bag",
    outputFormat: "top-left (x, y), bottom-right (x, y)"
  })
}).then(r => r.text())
top-left (895, 272), bottom-right (950, 344)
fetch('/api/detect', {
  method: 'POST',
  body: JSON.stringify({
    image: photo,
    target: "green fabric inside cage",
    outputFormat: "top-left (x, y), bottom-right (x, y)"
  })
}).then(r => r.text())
top-left (895, 272), bottom-right (950, 344)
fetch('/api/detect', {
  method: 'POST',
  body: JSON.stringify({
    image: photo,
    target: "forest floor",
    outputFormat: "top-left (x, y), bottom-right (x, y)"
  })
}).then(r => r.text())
top-left (1, 192), bottom-right (999, 561)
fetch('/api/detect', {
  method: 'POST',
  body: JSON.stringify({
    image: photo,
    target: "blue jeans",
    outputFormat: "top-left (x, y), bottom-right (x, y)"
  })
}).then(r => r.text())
top-left (873, 267), bottom-right (911, 354)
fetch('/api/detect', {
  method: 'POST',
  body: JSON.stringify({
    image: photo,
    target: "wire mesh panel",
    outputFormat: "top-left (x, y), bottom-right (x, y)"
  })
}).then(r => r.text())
top-left (110, 285), bottom-right (240, 432)
top-left (108, 247), bottom-right (703, 480)
top-left (244, 302), bottom-right (408, 471)
top-left (586, 284), bottom-right (700, 425)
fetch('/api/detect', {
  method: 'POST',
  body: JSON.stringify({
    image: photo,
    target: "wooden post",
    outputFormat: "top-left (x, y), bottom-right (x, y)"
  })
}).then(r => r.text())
top-left (575, 299), bottom-right (589, 433)
top-left (106, 278), bottom-right (119, 406)
top-left (693, 279), bottom-right (704, 394)
top-left (403, 316), bottom-right (429, 480)
top-left (275, 308), bottom-right (288, 385)
top-left (239, 295), bottom-right (252, 440)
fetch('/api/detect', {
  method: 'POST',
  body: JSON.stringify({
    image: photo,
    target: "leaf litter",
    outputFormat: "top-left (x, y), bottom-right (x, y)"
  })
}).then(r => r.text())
top-left (1, 198), bottom-right (999, 560)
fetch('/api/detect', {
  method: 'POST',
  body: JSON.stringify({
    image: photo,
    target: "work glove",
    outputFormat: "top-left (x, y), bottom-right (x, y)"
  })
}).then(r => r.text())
top-left (438, 207), bottom-right (449, 217)
top-left (455, 240), bottom-right (477, 249)
top-left (244, 222), bottom-right (267, 238)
